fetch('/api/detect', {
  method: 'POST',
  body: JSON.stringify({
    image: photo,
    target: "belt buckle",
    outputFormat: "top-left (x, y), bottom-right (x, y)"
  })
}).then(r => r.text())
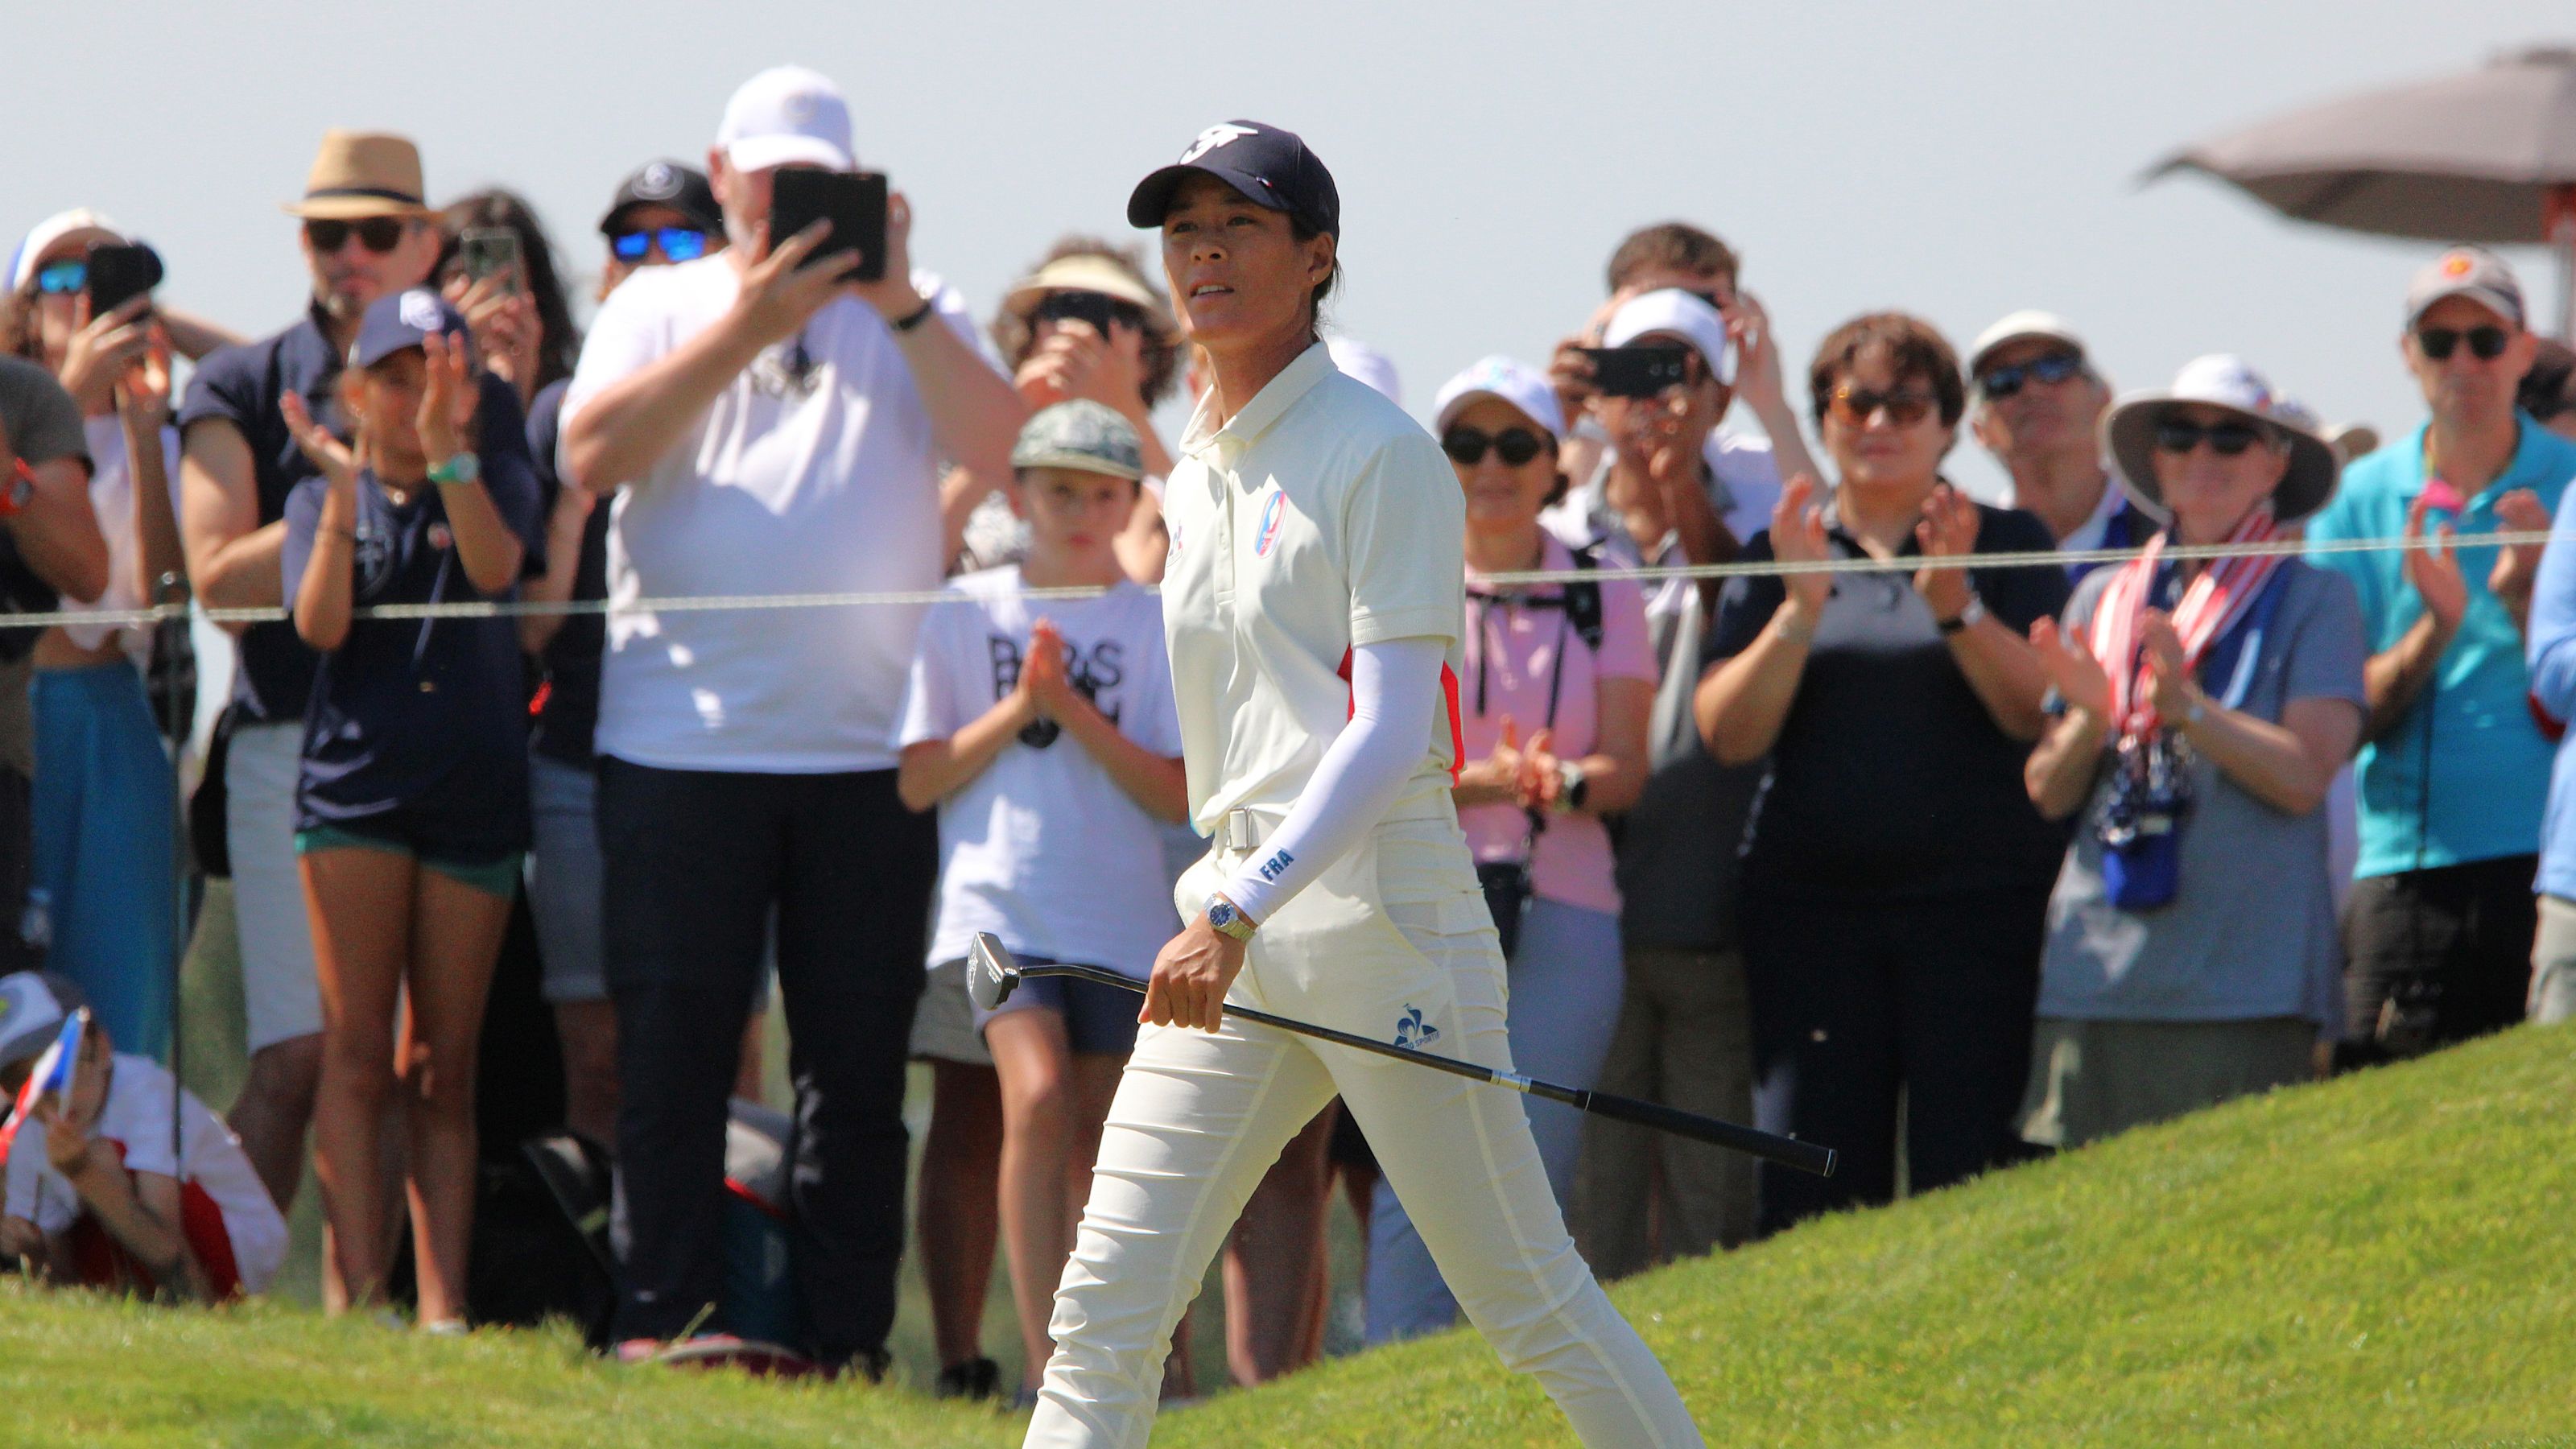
top-left (1220, 809), bottom-right (1262, 857)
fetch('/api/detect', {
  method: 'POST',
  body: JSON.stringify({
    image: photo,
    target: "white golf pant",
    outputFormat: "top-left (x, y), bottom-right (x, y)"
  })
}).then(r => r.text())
top-left (1024, 802), bottom-right (1703, 1449)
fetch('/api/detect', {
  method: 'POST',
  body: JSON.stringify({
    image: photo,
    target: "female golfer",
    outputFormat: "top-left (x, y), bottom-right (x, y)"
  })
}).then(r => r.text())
top-left (1022, 120), bottom-right (1702, 1449)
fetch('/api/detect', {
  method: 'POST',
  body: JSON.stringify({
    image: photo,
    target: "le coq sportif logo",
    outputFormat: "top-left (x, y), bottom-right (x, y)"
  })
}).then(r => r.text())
top-left (1179, 123), bottom-right (1259, 164)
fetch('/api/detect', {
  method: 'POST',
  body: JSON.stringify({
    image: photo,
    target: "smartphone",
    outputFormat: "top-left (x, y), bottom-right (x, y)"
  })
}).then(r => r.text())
top-left (459, 228), bottom-right (523, 295)
top-left (1034, 290), bottom-right (1121, 336)
top-left (768, 168), bottom-right (889, 283)
top-left (1582, 345), bottom-right (1694, 398)
top-left (85, 242), bottom-right (164, 316)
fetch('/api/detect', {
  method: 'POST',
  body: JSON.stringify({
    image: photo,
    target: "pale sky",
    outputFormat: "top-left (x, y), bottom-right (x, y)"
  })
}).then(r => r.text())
top-left (10, 0), bottom-right (2574, 506)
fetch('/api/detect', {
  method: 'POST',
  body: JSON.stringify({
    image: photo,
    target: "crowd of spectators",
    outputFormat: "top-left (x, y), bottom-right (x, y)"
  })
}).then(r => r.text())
top-left (7, 63), bottom-right (2576, 1401)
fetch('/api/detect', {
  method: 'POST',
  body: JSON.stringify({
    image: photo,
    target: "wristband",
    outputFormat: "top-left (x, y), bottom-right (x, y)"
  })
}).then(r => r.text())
top-left (426, 452), bottom-right (481, 486)
top-left (891, 296), bottom-right (937, 333)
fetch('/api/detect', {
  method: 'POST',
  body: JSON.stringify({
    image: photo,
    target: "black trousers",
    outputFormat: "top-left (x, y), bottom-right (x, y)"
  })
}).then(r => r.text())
top-left (598, 758), bottom-right (934, 1364)
top-left (2339, 854), bottom-right (2538, 1068)
top-left (1739, 878), bottom-right (2050, 1237)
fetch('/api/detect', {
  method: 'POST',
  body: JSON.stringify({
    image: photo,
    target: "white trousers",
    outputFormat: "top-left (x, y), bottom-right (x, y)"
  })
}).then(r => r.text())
top-left (1023, 805), bottom-right (1703, 1449)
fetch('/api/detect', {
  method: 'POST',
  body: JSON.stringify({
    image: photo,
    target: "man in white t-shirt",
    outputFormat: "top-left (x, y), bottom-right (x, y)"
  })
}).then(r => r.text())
top-left (0, 972), bottom-right (286, 1299)
top-left (558, 65), bottom-right (1028, 1373)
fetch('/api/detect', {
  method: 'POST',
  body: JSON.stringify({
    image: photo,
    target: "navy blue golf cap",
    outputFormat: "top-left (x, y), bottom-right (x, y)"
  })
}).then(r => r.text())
top-left (350, 287), bottom-right (469, 369)
top-left (1127, 121), bottom-right (1339, 237)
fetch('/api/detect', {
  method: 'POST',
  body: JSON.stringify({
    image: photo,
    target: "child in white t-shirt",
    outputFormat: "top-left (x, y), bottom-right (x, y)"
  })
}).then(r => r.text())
top-left (897, 401), bottom-right (1187, 1400)
top-left (0, 972), bottom-right (286, 1299)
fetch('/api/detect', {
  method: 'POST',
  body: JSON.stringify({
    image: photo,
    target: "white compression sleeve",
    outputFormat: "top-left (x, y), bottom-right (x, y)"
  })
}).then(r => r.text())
top-left (1217, 635), bottom-right (1448, 926)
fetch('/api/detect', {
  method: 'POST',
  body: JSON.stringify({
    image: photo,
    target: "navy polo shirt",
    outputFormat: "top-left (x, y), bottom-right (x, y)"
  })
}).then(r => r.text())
top-left (523, 378), bottom-right (610, 767)
top-left (1709, 502), bottom-right (2072, 899)
top-left (280, 458), bottom-right (547, 861)
top-left (178, 304), bottom-right (540, 724)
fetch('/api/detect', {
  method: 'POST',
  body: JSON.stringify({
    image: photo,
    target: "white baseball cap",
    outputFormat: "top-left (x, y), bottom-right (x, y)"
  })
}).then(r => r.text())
top-left (1967, 309), bottom-right (2088, 378)
top-left (1327, 336), bottom-right (1403, 407)
top-left (0, 971), bottom-right (88, 1076)
top-left (716, 66), bottom-right (854, 174)
top-left (10, 208), bottom-right (126, 294)
top-left (1433, 356), bottom-right (1566, 440)
top-left (1602, 289), bottom-right (1736, 386)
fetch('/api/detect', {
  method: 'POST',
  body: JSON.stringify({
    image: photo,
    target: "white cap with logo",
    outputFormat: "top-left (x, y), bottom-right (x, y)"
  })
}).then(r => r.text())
top-left (717, 66), bottom-right (854, 173)
top-left (1433, 356), bottom-right (1567, 440)
top-left (1602, 289), bottom-right (1736, 386)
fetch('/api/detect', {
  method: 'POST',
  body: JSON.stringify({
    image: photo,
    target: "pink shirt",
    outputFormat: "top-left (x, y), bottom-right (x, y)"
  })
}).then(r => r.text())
top-left (1459, 535), bottom-right (1655, 914)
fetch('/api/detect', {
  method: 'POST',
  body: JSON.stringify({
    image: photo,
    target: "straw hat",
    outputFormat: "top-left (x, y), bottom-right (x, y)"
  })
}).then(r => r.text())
top-left (282, 130), bottom-right (430, 220)
top-left (1001, 254), bottom-right (1174, 334)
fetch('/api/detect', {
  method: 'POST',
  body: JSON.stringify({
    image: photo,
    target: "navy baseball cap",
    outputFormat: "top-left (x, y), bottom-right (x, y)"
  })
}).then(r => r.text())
top-left (350, 287), bottom-right (469, 369)
top-left (601, 159), bottom-right (720, 237)
top-left (1127, 121), bottom-right (1339, 237)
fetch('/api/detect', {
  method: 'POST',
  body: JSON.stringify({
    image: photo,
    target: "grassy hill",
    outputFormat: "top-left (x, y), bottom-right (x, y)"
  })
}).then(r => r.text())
top-left (7, 1022), bottom-right (2575, 1447)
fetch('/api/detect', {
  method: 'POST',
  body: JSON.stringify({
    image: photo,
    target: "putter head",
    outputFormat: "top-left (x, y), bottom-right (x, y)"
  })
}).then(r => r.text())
top-left (966, 933), bottom-right (1023, 1012)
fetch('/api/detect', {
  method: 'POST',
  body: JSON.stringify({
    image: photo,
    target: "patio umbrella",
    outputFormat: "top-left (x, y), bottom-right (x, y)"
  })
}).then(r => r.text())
top-left (2148, 44), bottom-right (2576, 337)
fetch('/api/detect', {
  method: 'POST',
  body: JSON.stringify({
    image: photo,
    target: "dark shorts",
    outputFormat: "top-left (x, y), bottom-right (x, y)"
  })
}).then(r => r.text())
top-left (964, 956), bottom-right (1141, 1058)
top-left (2339, 855), bottom-right (2537, 1067)
top-left (294, 822), bottom-right (522, 898)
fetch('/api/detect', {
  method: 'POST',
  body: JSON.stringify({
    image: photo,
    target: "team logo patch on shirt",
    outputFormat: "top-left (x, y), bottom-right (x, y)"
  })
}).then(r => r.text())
top-left (1253, 490), bottom-right (1286, 557)
top-left (1394, 1005), bottom-right (1439, 1051)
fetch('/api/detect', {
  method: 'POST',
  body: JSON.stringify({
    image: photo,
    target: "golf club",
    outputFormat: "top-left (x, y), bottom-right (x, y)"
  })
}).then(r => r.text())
top-left (967, 932), bottom-right (1835, 1177)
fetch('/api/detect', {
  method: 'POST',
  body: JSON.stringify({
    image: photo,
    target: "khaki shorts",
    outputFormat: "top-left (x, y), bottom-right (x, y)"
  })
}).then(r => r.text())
top-left (2020, 1015), bottom-right (2316, 1150)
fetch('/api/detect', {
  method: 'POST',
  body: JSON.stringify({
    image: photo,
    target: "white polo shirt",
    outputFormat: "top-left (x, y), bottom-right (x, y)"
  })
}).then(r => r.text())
top-left (1160, 343), bottom-right (1464, 834)
top-left (561, 254), bottom-right (991, 773)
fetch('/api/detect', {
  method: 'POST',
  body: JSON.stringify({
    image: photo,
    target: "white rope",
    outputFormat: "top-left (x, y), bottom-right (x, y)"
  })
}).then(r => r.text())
top-left (14, 530), bottom-right (2551, 632)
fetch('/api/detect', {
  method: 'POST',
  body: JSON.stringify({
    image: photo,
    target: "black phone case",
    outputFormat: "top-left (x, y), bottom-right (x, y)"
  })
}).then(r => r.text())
top-left (768, 171), bottom-right (889, 283)
top-left (85, 244), bottom-right (164, 315)
top-left (1583, 346), bottom-right (1691, 398)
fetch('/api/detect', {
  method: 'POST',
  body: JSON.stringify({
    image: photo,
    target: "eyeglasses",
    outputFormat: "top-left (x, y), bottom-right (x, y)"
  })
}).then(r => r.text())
top-left (609, 227), bottom-right (711, 264)
top-left (2153, 417), bottom-right (2264, 456)
top-left (34, 261), bottom-right (85, 296)
top-left (1827, 384), bottom-right (1936, 427)
top-left (2416, 325), bottom-right (2511, 361)
top-left (1441, 426), bottom-right (1549, 467)
top-left (1978, 350), bottom-right (2084, 400)
top-left (304, 217), bottom-right (411, 255)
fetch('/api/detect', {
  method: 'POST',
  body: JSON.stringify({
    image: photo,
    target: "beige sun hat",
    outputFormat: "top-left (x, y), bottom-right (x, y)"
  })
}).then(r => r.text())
top-left (282, 130), bottom-right (430, 220)
top-left (2101, 354), bottom-right (2340, 524)
top-left (1001, 254), bottom-right (1175, 333)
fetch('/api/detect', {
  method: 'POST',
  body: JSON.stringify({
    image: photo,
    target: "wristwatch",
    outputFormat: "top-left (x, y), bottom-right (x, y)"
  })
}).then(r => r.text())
top-left (1553, 759), bottom-right (1589, 814)
top-left (1205, 896), bottom-right (1257, 942)
top-left (891, 295), bottom-right (938, 333)
top-left (426, 452), bottom-right (481, 486)
top-left (1937, 593), bottom-right (1987, 635)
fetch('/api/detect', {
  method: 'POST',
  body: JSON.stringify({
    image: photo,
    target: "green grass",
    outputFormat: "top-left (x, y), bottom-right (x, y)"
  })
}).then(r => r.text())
top-left (22, 910), bottom-right (2568, 1446)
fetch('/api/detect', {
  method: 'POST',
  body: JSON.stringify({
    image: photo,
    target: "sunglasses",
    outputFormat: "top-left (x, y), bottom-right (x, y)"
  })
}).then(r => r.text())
top-left (1828, 384), bottom-right (1936, 427)
top-left (34, 261), bottom-right (85, 296)
top-left (304, 217), bottom-right (411, 255)
top-left (2153, 417), bottom-right (2265, 456)
top-left (609, 227), bottom-right (711, 264)
top-left (2416, 325), bottom-right (2511, 361)
top-left (1442, 425), bottom-right (1549, 467)
top-left (1979, 350), bottom-right (2084, 400)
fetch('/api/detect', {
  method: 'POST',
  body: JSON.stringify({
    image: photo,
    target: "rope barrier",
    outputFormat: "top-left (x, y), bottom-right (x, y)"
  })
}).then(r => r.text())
top-left (10, 529), bottom-right (2553, 631)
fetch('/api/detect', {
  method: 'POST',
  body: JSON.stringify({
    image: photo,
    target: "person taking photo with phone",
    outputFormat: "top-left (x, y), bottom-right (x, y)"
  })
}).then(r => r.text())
top-left (6, 212), bottom-right (179, 1062)
top-left (558, 65), bottom-right (1025, 1375)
